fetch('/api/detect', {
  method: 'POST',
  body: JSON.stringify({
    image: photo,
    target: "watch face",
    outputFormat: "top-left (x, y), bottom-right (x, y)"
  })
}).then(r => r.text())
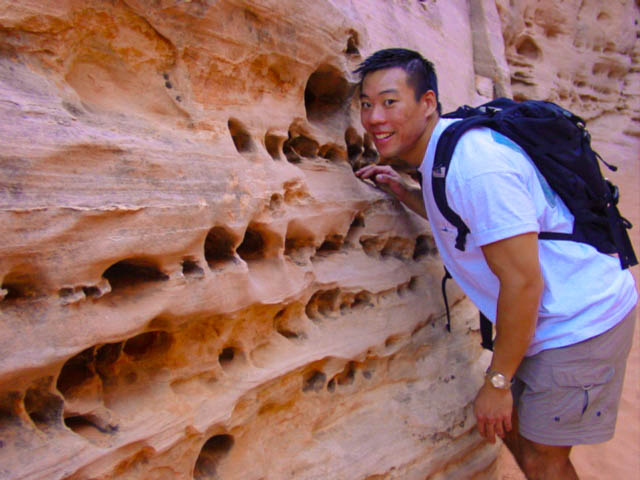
top-left (489, 372), bottom-right (508, 389)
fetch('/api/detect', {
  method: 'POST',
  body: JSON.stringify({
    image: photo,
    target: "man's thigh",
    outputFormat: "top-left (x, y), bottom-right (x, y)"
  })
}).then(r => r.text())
top-left (512, 307), bottom-right (636, 446)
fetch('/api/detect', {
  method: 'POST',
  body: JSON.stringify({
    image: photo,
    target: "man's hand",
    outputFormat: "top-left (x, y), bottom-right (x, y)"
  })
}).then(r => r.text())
top-left (474, 381), bottom-right (513, 443)
top-left (356, 164), bottom-right (409, 199)
top-left (355, 164), bottom-right (427, 218)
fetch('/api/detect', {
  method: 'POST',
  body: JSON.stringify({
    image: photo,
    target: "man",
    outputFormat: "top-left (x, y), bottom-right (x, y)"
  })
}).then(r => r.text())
top-left (355, 48), bottom-right (637, 479)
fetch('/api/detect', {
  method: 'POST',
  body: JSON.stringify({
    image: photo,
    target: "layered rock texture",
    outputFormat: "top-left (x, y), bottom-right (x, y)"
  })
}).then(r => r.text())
top-left (0, 1), bottom-right (638, 479)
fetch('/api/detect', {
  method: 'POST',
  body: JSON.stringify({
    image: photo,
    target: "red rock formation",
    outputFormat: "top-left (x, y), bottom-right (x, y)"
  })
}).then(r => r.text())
top-left (0, 1), bottom-right (637, 479)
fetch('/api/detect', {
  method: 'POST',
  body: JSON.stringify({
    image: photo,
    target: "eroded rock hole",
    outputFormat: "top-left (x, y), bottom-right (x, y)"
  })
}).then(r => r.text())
top-left (57, 347), bottom-right (96, 397)
top-left (103, 259), bottom-right (168, 291)
top-left (237, 227), bottom-right (266, 261)
top-left (305, 289), bottom-right (341, 320)
top-left (360, 236), bottom-right (385, 257)
top-left (319, 144), bottom-right (344, 162)
top-left (302, 370), bottom-right (326, 392)
top-left (345, 127), bottom-right (364, 168)
top-left (350, 213), bottom-right (365, 229)
top-left (64, 414), bottom-right (117, 435)
top-left (353, 291), bottom-right (373, 309)
top-left (182, 258), bottom-right (205, 278)
top-left (1, 272), bottom-right (37, 301)
top-left (194, 434), bottom-right (235, 480)
top-left (317, 234), bottom-right (344, 253)
top-left (363, 133), bottom-right (378, 162)
top-left (413, 235), bottom-right (432, 260)
top-left (218, 347), bottom-right (236, 367)
top-left (205, 226), bottom-right (237, 268)
top-left (123, 331), bottom-right (172, 360)
top-left (336, 362), bottom-right (356, 386)
top-left (346, 31), bottom-right (360, 56)
top-left (304, 64), bottom-right (350, 123)
top-left (24, 385), bottom-right (64, 428)
top-left (228, 118), bottom-right (254, 153)
top-left (381, 237), bottom-right (413, 260)
top-left (515, 36), bottom-right (541, 60)
top-left (95, 342), bottom-right (123, 377)
top-left (283, 134), bottom-right (319, 163)
top-left (265, 133), bottom-right (283, 160)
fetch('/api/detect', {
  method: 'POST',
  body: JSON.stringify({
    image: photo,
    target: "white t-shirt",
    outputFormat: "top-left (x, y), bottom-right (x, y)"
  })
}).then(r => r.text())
top-left (420, 118), bottom-right (637, 356)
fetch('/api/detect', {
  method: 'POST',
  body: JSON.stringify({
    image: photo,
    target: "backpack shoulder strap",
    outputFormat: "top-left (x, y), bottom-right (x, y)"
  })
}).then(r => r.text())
top-left (432, 114), bottom-right (499, 251)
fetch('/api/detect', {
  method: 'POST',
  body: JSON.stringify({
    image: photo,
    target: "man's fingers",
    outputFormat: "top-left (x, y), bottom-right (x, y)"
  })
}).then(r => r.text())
top-left (476, 418), bottom-right (486, 438)
top-left (504, 416), bottom-right (513, 433)
top-left (494, 420), bottom-right (505, 439)
top-left (484, 422), bottom-right (496, 444)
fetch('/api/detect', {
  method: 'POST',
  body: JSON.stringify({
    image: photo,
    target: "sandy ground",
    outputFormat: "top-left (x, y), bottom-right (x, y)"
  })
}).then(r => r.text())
top-left (496, 123), bottom-right (640, 480)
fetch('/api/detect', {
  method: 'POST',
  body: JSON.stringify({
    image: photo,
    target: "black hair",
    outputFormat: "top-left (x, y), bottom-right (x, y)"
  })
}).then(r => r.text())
top-left (354, 48), bottom-right (442, 114)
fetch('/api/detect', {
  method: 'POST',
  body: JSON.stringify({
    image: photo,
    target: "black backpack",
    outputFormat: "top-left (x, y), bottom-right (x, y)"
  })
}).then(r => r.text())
top-left (432, 97), bottom-right (637, 350)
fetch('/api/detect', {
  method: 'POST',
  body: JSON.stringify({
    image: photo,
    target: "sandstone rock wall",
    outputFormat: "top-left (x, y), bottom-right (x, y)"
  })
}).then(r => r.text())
top-left (0, 1), bottom-right (637, 479)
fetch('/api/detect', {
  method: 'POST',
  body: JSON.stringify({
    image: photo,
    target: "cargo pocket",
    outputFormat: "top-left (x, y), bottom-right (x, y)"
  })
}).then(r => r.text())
top-left (550, 364), bottom-right (614, 426)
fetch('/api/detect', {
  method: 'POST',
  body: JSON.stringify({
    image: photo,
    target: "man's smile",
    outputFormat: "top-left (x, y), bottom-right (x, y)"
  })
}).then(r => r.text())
top-left (373, 132), bottom-right (394, 141)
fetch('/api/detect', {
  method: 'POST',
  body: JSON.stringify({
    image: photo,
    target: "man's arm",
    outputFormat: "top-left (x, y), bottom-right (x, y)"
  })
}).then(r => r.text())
top-left (355, 164), bottom-right (427, 219)
top-left (475, 231), bottom-right (544, 443)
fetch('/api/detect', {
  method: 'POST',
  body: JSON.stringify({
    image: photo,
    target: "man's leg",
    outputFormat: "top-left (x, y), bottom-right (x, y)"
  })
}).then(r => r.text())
top-left (502, 409), bottom-right (578, 480)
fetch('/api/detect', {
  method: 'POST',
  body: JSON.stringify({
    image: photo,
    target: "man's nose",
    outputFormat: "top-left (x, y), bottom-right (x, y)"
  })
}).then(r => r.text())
top-left (368, 104), bottom-right (385, 124)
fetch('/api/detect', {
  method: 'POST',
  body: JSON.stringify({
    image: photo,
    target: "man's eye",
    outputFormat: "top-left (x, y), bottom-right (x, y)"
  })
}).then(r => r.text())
top-left (361, 101), bottom-right (371, 109)
top-left (383, 99), bottom-right (397, 106)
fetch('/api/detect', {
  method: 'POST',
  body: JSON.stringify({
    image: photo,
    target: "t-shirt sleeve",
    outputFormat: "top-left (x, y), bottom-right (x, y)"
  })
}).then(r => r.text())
top-left (447, 170), bottom-right (540, 247)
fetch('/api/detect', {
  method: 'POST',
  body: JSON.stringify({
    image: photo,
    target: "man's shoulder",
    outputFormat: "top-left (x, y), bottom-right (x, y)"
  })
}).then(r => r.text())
top-left (449, 127), bottom-right (534, 183)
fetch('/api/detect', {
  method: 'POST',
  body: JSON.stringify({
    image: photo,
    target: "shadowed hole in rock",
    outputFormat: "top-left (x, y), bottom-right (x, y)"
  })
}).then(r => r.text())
top-left (327, 378), bottom-right (336, 392)
top-left (0, 392), bottom-right (22, 429)
top-left (283, 134), bottom-right (319, 163)
top-left (305, 289), bottom-right (341, 320)
top-left (336, 362), bottom-right (356, 386)
top-left (319, 143), bottom-right (345, 162)
top-left (269, 193), bottom-right (283, 211)
top-left (265, 133), bottom-right (283, 160)
top-left (304, 64), bottom-right (350, 124)
top-left (194, 434), bottom-right (234, 480)
top-left (57, 347), bottom-right (96, 397)
top-left (182, 258), bottom-right (205, 278)
top-left (345, 127), bottom-right (364, 169)
top-left (362, 133), bottom-right (378, 162)
top-left (350, 213), bottom-right (365, 229)
top-left (316, 234), bottom-right (344, 254)
top-left (83, 286), bottom-right (102, 298)
top-left (381, 236), bottom-right (413, 260)
top-left (302, 370), bottom-right (326, 392)
top-left (218, 347), bottom-right (238, 368)
top-left (515, 36), bottom-right (541, 60)
top-left (274, 307), bottom-right (304, 340)
top-left (237, 227), bottom-right (266, 261)
top-left (204, 226), bottom-right (237, 269)
top-left (228, 118), bottom-right (254, 153)
top-left (102, 259), bottom-right (168, 291)
top-left (284, 236), bottom-right (315, 263)
top-left (1, 271), bottom-right (37, 301)
top-left (385, 334), bottom-right (404, 350)
top-left (345, 30), bottom-right (360, 56)
top-left (353, 291), bottom-right (373, 309)
top-left (413, 235), bottom-right (432, 260)
top-left (360, 236), bottom-right (384, 257)
top-left (24, 385), bottom-right (64, 429)
top-left (123, 331), bottom-right (172, 360)
top-left (95, 342), bottom-right (123, 377)
top-left (64, 414), bottom-right (117, 436)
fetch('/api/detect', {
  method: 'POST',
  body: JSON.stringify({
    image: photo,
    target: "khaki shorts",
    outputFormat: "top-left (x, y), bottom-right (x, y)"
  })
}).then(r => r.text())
top-left (512, 306), bottom-right (636, 446)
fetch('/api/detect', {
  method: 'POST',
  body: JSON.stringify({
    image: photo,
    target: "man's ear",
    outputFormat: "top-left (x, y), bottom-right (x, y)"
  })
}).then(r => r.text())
top-left (421, 90), bottom-right (438, 118)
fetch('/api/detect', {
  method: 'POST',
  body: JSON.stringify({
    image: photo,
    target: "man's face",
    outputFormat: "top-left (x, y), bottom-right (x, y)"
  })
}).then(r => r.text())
top-left (360, 67), bottom-right (431, 169)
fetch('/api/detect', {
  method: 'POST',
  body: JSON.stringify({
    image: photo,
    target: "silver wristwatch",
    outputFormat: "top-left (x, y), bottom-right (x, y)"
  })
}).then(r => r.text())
top-left (485, 369), bottom-right (511, 390)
